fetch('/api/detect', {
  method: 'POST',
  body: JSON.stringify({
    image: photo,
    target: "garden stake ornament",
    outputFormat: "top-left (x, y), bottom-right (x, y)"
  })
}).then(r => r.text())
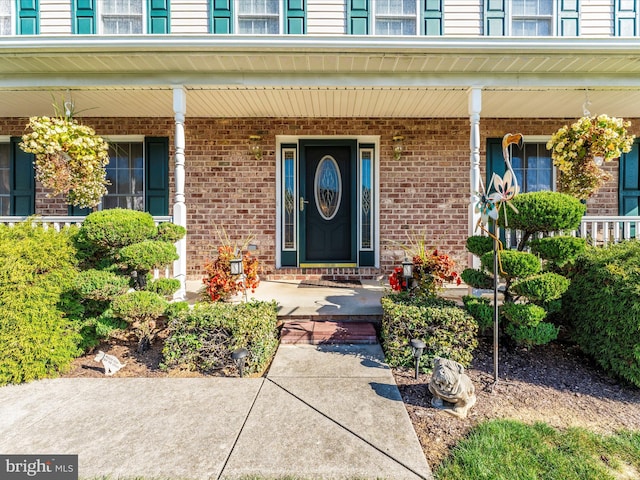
top-left (473, 133), bottom-right (523, 384)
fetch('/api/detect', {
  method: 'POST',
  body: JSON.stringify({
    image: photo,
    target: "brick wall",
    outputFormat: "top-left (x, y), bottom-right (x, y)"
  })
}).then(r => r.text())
top-left (4, 116), bottom-right (640, 281)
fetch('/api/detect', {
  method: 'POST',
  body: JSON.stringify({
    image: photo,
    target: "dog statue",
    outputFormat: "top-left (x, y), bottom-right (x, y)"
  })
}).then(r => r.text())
top-left (428, 357), bottom-right (476, 419)
top-left (94, 350), bottom-right (126, 376)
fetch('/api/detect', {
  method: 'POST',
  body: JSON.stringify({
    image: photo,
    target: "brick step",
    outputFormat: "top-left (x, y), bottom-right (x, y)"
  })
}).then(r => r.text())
top-left (280, 320), bottom-right (378, 345)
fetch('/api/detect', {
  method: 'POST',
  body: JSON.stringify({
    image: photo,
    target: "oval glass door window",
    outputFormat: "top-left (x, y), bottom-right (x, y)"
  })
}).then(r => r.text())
top-left (314, 155), bottom-right (342, 221)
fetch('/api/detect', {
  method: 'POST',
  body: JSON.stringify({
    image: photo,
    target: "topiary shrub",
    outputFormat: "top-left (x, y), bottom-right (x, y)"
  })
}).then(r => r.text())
top-left (380, 294), bottom-right (478, 372)
top-left (501, 302), bottom-right (547, 327)
top-left (80, 209), bottom-right (157, 253)
top-left (462, 295), bottom-right (494, 331)
top-left (481, 250), bottom-right (541, 281)
top-left (529, 236), bottom-right (587, 269)
top-left (503, 322), bottom-right (559, 348)
top-left (162, 300), bottom-right (278, 376)
top-left (156, 222), bottom-right (186, 243)
top-left (0, 222), bottom-right (81, 385)
top-left (460, 268), bottom-right (494, 290)
top-left (147, 278), bottom-right (181, 298)
top-left (466, 235), bottom-right (494, 257)
top-left (73, 269), bottom-right (130, 301)
top-left (511, 273), bottom-right (570, 304)
top-left (112, 290), bottom-right (168, 352)
top-left (563, 241), bottom-right (640, 387)
top-left (119, 240), bottom-right (178, 289)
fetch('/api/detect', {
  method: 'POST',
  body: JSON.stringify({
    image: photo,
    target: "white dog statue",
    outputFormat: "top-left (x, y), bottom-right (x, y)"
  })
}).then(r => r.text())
top-left (428, 357), bottom-right (476, 419)
top-left (94, 350), bottom-right (126, 376)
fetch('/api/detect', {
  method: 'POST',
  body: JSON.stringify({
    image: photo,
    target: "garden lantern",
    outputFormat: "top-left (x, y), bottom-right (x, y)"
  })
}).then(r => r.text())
top-left (402, 257), bottom-right (413, 292)
top-left (231, 347), bottom-right (249, 377)
top-left (410, 338), bottom-right (426, 380)
top-left (230, 257), bottom-right (243, 276)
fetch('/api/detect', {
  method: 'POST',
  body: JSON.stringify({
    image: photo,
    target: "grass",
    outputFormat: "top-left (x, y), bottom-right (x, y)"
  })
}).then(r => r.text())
top-left (435, 419), bottom-right (640, 480)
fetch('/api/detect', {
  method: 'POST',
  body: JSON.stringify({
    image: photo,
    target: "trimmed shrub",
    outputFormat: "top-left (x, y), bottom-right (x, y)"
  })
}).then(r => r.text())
top-left (112, 290), bottom-right (168, 352)
top-left (80, 209), bottom-right (157, 252)
top-left (165, 300), bottom-right (190, 319)
top-left (511, 273), bottom-right (570, 304)
top-left (481, 250), bottom-right (541, 280)
top-left (501, 302), bottom-right (547, 327)
top-left (148, 278), bottom-right (181, 298)
top-left (504, 322), bottom-right (559, 348)
top-left (563, 241), bottom-right (640, 387)
top-left (466, 235), bottom-right (494, 257)
top-left (529, 236), bottom-right (587, 268)
top-left (462, 295), bottom-right (494, 331)
top-left (162, 300), bottom-right (278, 376)
top-left (74, 269), bottom-right (130, 301)
top-left (380, 294), bottom-right (478, 371)
top-left (498, 191), bottom-right (586, 237)
top-left (119, 240), bottom-right (178, 272)
top-left (0, 222), bottom-right (81, 385)
top-left (460, 268), bottom-right (494, 290)
top-left (156, 222), bottom-right (186, 243)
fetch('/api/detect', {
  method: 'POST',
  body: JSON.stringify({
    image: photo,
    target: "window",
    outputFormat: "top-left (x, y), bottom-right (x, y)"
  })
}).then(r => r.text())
top-left (374, 0), bottom-right (417, 35)
top-left (0, 143), bottom-right (9, 215)
top-left (510, 142), bottom-right (554, 192)
top-left (511, 0), bottom-right (552, 36)
top-left (0, 0), bottom-right (11, 35)
top-left (238, 0), bottom-right (279, 34)
top-left (100, 0), bottom-right (143, 34)
top-left (104, 142), bottom-right (144, 210)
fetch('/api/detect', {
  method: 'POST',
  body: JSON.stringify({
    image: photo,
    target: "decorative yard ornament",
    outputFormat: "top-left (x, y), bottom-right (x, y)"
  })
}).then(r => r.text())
top-left (94, 350), bottom-right (126, 375)
top-left (19, 99), bottom-right (110, 209)
top-left (428, 357), bottom-right (476, 419)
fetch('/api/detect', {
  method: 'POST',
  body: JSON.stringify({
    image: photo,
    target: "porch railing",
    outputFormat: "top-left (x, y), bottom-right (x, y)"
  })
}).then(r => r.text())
top-left (0, 215), bottom-right (175, 278)
top-left (503, 215), bottom-right (640, 249)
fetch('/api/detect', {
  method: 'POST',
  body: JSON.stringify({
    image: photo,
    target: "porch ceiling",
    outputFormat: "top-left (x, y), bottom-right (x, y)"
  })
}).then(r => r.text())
top-left (2, 36), bottom-right (640, 119)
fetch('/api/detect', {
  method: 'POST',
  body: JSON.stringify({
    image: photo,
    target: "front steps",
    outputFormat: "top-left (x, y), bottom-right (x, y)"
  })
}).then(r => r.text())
top-left (280, 320), bottom-right (378, 345)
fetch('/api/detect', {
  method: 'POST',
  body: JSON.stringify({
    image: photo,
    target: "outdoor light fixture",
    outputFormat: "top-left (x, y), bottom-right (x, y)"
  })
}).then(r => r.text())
top-left (249, 135), bottom-right (263, 160)
top-left (402, 257), bottom-right (413, 292)
top-left (410, 338), bottom-right (426, 380)
top-left (231, 347), bottom-right (249, 377)
top-left (393, 135), bottom-right (405, 160)
top-left (230, 257), bottom-right (243, 276)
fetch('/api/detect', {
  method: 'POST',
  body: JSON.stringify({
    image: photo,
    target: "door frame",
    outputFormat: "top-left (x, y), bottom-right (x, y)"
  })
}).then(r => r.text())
top-left (275, 135), bottom-right (380, 269)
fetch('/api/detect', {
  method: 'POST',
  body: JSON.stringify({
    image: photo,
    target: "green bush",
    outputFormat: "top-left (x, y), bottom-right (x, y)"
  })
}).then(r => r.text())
top-left (80, 209), bottom-right (157, 252)
top-left (462, 295), bottom-right (494, 331)
top-left (501, 302), bottom-right (547, 327)
top-left (466, 235), bottom-right (494, 257)
top-left (148, 278), bottom-right (181, 298)
top-left (563, 241), bottom-right (640, 387)
top-left (165, 300), bottom-right (190, 319)
top-left (0, 222), bottom-right (81, 385)
top-left (119, 240), bottom-right (178, 272)
top-left (156, 222), bottom-right (186, 243)
top-left (460, 268), bottom-right (494, 290)
top-left (504, 322), bottom-right (559, 348)
top-left (511, 273), bottom-right (570, 304)
top-left (529, 236), bottom-right (587, 268)
top-left (162, 300), bottom-right (278, 376)
top-left (498, 191), bottom-right (586, 237)
top-left (380, 294), bottom-right (478, 371)
top-left (74, 269), bottom-right (130, 301)
top-left (112, 290), bottom-right (168, 352)
top-left (481, 250), bottom-right (541, 280)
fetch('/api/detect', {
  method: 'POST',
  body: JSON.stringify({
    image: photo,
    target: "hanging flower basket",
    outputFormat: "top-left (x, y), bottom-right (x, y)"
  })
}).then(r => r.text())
top-left (547, 114), bottom-right (635, 200)
top-left (20, 115), bottom-right (110, 209)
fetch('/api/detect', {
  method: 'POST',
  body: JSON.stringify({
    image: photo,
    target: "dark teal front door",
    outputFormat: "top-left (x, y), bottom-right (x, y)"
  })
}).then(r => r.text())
top-left (299, 140), bottom-right (357, 266)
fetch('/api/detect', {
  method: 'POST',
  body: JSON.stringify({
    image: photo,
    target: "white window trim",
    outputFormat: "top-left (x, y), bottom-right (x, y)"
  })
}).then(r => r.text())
top-left (101, 137), bottom-right (146, 211)
top-left (371, 0), bottom-right (419, 36)
top-left (506, 0), bottom-right (556, 37)
top-left (235, 0), bottom-right (282, 35)
top-left (97, 0), bottom-right (147, 35)
top-left (0, 0), bottom-right (15, 36)
top-left (514, 135), bottom-right (556, 192)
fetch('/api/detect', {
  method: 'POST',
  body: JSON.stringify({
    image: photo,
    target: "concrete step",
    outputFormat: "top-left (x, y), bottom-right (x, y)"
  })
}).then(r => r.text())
top-left (280, 320), bottom-right (378, 345)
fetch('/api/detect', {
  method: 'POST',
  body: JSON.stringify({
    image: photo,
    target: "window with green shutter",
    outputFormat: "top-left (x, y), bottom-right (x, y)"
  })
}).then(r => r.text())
top-left (72, 0), bottom-right (96, 34)
top-left (17, 0), bottom-right (39, 34)
top-left (285, 0), bottom-right (305, 34)
top-left (211, 0), bottom-right (233, 33)
top-left (9, 138), bottom-right (35, 216)
top-left (615, 0), bottom-right (638, 36)
top-left (484, 0), bottom-right (505, 36)
top-left (557, 0), bottom-right (578, 36)
top-left (422, 0), bottom-right (442, 36)
top-left (347, 0), bottom-right (369, 34)
top-left (484, 0), bottom-right (578, 37)
top-left (619, 141), bottom-right (640, 216)
top-left (148, 0), bottom-right (170, 33)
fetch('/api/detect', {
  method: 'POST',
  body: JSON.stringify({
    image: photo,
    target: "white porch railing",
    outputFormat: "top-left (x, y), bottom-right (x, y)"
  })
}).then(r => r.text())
top-left (0, 215), bottom-right (175, 279)
top-left (503, 215), bottom-right (640, 248)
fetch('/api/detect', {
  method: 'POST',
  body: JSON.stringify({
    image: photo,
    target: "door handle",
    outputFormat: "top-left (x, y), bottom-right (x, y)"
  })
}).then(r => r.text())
top-left (300, 196), bottom-right (309, 211)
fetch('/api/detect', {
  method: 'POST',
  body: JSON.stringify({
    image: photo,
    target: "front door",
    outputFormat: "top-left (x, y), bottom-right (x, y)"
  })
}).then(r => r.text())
top-left (299, 140), bottom-right (357, 266)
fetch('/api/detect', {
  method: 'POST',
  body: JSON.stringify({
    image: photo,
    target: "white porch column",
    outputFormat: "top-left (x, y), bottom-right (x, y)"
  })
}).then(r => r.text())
top-left (468, 87), bottom-right (482, 267)
top-left (173, 86), bottom-right (187, 300)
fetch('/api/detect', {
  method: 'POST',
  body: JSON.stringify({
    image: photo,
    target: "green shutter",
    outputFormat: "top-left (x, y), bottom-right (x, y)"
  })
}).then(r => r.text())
top-left (347, 0), bottom-right (368, 34)
top-left (486, 138), bottom-right (506, 186)
top-left (10, 138), bottom-right (34, 216)
top-left (17, 0), bottom-right (39, 34)
top-left (422, 0), bottom-right (442, 36)
top-left (72, 0), bottom-right (96, 34)
top-left (558, 0), bottom-right (579, 36)
top-left (148, 0), bottom-right (170, 33)
top-left (614, 0), bottom-right (638, 36)
top-left (285, 0), bottom-right (305, 34)
top-left (484, 0), bottom-right (505, 36)
top-left (211, 0), bottom-right (233, 33)
top-left (619, 140), bottom-right (640, 216)
top-left (145, 137), bottom-right (169, 216)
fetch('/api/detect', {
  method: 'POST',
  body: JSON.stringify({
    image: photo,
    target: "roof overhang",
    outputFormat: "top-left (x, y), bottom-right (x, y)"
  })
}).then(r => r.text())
top-left (2, 35), bottom-right (640, 118)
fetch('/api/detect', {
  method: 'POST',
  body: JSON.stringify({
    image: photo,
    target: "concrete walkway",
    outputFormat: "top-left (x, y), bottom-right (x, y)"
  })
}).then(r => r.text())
top-left (0, 343), bottom-right (432, 480)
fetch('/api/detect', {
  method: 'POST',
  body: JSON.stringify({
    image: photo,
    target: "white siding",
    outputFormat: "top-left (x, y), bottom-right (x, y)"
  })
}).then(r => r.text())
top-left (580, 0), bottom-right (614, 37)
top-left (171, 0), bottom-right (209, 34)
top-left (39, 0), bottom-right (71, 35)
top-left (307, 0), bottom-right (345, 35)
top-left (443, 0), bottom-right (482, 36)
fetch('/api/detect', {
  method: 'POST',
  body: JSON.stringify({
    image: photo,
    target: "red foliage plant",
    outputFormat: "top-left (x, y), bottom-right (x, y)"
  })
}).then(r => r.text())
top-left (202, 245), bottom-right (260, 302)
top-left (389, 249), bottom-right (461, 296)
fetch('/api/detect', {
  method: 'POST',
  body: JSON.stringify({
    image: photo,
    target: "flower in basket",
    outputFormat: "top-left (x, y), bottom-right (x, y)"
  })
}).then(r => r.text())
top-left (546, 114), bottom-right (635, 200)
top-left (20, 110), bottom-right (110, 209)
